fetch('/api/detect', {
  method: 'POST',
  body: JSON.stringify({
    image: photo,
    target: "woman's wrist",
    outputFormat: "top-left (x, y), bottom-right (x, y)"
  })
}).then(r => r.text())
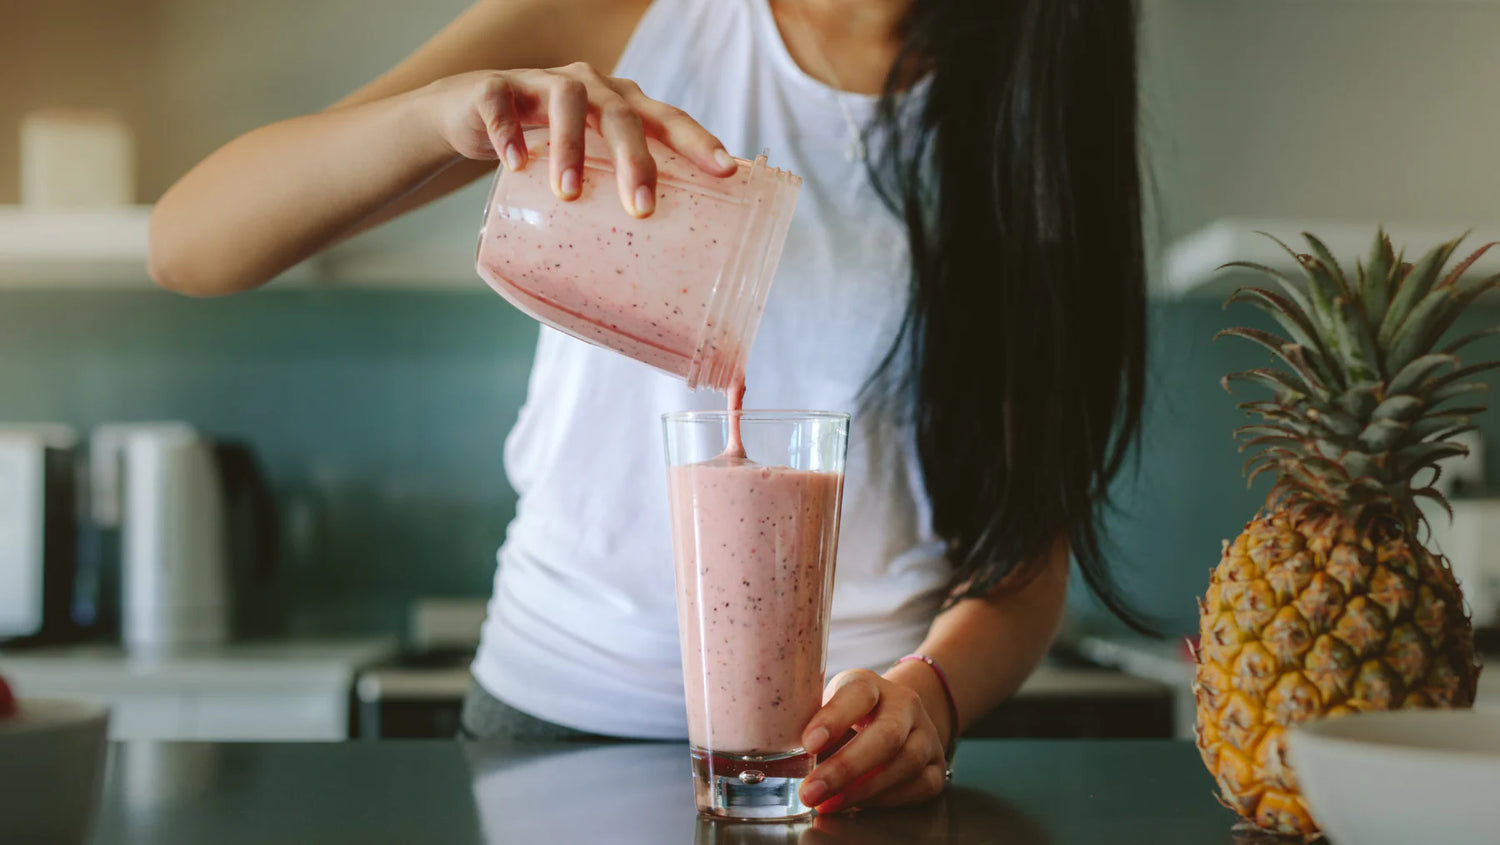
top-left (402, 81), bottom-right (473, 166)
top-left (884, 656), bottom-right (958, 755)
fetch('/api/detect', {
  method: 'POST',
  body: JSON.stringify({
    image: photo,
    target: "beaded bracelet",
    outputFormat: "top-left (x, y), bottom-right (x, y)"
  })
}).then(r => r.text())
top-left (894, 652), bottom-right (959, 763)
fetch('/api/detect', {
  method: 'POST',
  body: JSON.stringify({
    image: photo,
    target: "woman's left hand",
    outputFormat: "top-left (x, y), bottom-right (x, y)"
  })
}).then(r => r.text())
top-left (798, 669), bottom-right (949, 813)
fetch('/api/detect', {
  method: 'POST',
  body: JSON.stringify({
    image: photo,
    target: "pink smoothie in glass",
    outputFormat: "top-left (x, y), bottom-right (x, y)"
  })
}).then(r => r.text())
top-left (668, 456), bottom-right (842, 754)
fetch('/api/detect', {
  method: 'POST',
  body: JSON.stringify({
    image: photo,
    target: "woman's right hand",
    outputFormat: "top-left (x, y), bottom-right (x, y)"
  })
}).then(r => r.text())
top-left (422, 64), bottom-right (737, 219)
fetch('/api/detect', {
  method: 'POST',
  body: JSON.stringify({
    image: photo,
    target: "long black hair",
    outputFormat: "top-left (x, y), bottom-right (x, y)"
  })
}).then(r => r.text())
top-left (866, 1), bottom-right (1151, 630)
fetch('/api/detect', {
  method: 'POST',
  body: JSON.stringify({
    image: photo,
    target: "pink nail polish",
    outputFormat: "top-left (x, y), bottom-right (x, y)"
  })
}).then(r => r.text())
top-left (713, 149), bottom-right (735, 172)
top-left (634, 185), bottom-right (655, 216)
top-left (560, 168), bottom-right (580, 198)
top-left (504, 144), bottom-right (525, 171)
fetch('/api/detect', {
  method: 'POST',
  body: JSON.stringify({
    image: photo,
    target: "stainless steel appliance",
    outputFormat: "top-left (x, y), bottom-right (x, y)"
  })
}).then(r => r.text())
top-left (89, 423), bottom-right (276, 654)
top-left (0, 425), bottom-right (82, 644)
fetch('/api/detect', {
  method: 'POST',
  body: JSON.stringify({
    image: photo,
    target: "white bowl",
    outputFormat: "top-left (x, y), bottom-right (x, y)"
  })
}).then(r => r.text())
top-left (1288, 708), bottom-right (1500, 844)
top-left (0, 698), bottom-right (110, 845)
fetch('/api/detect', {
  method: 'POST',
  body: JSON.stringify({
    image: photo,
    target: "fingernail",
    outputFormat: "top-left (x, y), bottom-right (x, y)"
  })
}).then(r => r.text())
top-left (504, 144), bottom-right (524, 171)
top-left (713, 149), bottom-right (735, 171)
top-left (560, 168), bottom-right (581, 198)
top-left (804, 727), bottom-right (829, 753)
top-left (801, 779), bottom-right (827, 807)
top-left (634, 184), bottom-right (655, 216)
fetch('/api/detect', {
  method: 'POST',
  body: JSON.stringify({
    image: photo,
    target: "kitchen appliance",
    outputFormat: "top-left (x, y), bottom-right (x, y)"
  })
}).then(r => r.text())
top-left (89, 423), bottom-right (276, 654)
top-left (0, 425), bottom-right (81, 644)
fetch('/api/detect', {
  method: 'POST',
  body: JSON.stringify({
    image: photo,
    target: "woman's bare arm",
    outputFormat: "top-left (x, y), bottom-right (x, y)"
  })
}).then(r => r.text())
top-left (148, 0), bottom-right (654, 295)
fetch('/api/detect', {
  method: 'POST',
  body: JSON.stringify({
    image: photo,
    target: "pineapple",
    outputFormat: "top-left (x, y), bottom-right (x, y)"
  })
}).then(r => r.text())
top-left (1194, 229), bottom-right (1486, 837)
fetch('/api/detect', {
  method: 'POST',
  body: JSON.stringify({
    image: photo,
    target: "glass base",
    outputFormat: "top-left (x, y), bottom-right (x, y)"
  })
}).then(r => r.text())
top-left (691, 747), bottom-right (815, 821)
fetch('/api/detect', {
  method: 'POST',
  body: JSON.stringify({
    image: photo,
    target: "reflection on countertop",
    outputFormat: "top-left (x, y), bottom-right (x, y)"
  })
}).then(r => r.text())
top-left (92, 739), bottom-right (1240, 844)
top-left (688, 789), bottom-right (1052, 845)
top-left (464, 743), bottom-right (1050, 844)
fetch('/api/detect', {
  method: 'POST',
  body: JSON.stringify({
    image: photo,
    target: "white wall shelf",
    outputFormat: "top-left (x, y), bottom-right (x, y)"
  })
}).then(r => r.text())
top-left (0, 205), bottom-right (482, 291)
top-left (0, 205), bottom-right (161, 288)
top-left (0, 205), bottom-right (327, 289)
top-left (1163, 217), bottom-right (1500, 300)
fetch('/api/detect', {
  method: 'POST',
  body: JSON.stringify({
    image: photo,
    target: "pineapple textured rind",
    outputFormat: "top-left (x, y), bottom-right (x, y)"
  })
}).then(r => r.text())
top-left (1198, 230), bottom-right (1489, 837)
top-left (1194, 511), bottom-right (1476, 835)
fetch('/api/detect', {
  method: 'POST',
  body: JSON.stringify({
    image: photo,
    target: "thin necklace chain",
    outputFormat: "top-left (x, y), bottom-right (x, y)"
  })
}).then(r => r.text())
top-left (778, 0), bottom-right (867, 162)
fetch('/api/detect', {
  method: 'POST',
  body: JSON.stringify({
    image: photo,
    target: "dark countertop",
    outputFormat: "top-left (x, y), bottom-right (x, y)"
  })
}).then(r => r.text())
top-left (91, 739), bottom-right (1249, 845)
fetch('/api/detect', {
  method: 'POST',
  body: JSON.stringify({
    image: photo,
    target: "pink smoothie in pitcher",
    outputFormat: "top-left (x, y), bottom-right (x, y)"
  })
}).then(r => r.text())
top-left (478, 150), bottom-right (735, 375)
top-left (476, 130), bottom-right (800, 392)
top-left (667, 456), bottom-right (842, 754)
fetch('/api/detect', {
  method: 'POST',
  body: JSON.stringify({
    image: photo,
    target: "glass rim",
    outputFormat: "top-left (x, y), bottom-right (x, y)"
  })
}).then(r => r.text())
top-left (661, 409), bottom-right (850, 424)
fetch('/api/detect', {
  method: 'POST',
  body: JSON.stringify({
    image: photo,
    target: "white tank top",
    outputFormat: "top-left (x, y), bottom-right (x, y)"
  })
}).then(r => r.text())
top-left (472, 0), bottom-right (950, 738)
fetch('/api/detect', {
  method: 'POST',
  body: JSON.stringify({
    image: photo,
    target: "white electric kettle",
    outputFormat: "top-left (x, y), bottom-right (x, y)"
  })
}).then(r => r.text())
top-left (89, 423), bottom-right (275, 653)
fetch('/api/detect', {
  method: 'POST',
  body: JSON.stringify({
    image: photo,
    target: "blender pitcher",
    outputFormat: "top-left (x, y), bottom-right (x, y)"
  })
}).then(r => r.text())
top-left (476, 128), bottom-right (801, 392)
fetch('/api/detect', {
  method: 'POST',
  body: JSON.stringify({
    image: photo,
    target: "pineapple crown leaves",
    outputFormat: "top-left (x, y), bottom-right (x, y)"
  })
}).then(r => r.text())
top-left (1216, 228), bottom-right (1500, 520)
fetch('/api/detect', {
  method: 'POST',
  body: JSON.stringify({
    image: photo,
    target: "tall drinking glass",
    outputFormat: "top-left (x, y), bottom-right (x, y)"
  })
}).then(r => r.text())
top-left (662, 410), bottom-right (849, 821)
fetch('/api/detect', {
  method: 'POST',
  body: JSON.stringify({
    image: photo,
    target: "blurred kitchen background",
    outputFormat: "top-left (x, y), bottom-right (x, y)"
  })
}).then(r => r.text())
top-left (3, 0), bottom-right (1499, 742)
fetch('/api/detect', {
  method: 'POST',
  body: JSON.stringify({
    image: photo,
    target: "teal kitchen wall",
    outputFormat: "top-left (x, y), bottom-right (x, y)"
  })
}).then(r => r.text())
top-left (6, 288), bottom-right (1499, 637)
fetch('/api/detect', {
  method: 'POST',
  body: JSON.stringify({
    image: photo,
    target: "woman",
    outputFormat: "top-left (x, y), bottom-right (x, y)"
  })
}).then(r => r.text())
top-left (150, 0), bottom-right (1147, 813)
